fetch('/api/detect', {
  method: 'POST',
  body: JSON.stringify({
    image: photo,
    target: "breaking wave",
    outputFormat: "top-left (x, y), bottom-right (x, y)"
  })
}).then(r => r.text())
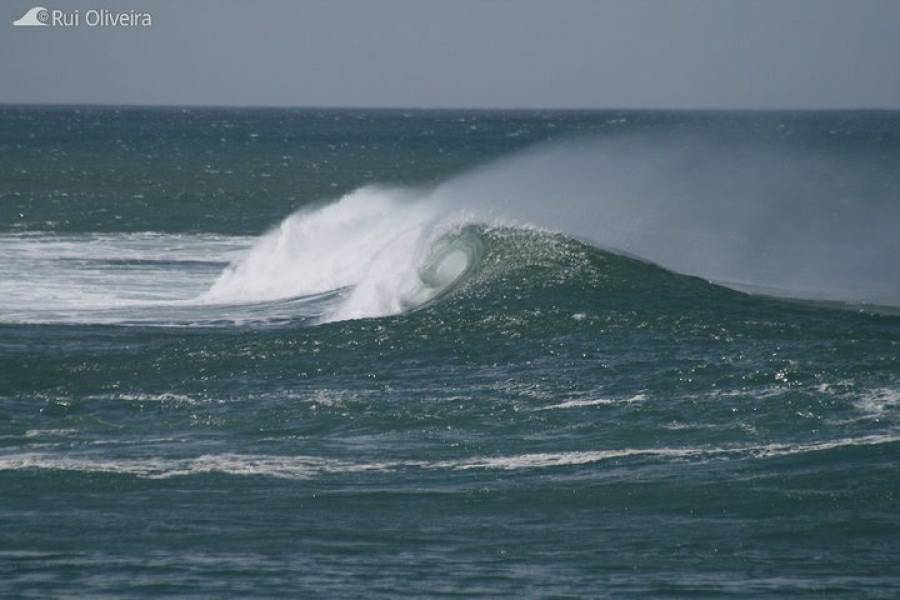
top-left (2, 132), bottom-right (899, 326)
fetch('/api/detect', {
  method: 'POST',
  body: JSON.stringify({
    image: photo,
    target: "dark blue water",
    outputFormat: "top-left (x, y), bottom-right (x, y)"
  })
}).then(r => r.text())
top-left (1, 107), bottom-right (899, 597)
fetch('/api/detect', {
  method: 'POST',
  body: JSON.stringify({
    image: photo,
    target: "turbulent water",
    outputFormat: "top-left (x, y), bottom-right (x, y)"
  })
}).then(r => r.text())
top-left (1, 107), bottom-right (899, 597)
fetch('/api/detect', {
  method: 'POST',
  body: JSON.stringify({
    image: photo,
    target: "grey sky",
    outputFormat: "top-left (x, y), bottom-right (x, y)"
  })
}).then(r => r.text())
top-left (3, 0), bottom-right (900, 109)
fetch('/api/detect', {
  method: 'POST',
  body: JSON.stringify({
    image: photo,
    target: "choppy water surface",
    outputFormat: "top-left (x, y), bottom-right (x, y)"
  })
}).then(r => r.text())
top-left (1, 107), bottom-right (899, 597)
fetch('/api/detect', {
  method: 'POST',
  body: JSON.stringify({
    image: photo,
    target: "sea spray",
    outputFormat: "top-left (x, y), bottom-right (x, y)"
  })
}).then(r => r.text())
top-left (201, 131), bottom-right (900, 323)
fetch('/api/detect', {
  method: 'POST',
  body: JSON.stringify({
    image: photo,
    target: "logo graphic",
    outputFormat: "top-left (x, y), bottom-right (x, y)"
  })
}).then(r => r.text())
top-left (13, 6), bottom-right (50, 26)
top-left (12, 6), bottom-right (152, 27)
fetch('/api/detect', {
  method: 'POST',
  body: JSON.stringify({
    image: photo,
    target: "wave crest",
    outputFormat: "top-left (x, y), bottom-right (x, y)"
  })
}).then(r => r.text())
top-left (5, 132), bottom-right (898, 326)
top-left (201, 186), bottom-right (485, 322)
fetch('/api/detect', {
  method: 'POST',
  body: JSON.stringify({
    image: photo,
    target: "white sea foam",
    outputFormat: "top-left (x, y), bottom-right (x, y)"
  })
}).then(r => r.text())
top-left (534, 394), bottom-right (646, 411)
top-left (2, 432), bottom-right (896, 479)
top-left (535, 398), bottom-right (617, 410)
top-left (853, 387), bottom-right (900, 417)
top-left (23, 429), bottom-right (79, 439)
top-left (116, 392), bottom-right (200, 405)
top-left (200, 186), bottom-right (482, 322)
top-left (0, 232), bottom-right (252, 324)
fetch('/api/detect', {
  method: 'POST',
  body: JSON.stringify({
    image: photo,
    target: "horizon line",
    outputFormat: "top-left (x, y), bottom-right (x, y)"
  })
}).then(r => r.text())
top-left (1, 101), bottom-right (899, 113)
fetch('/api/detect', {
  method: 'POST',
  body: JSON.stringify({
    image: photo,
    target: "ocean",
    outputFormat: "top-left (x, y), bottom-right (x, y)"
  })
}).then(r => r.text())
top-left (1, 106), bottom-right (898, 597)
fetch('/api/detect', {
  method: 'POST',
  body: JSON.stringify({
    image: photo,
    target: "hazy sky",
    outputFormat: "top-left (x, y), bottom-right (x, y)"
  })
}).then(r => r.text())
top-left (3, 0), bottom-right (900, 109)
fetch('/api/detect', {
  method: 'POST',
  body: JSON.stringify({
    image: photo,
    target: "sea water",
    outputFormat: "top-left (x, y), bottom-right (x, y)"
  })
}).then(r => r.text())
top-left (1, 107), bottom-right (898, 597)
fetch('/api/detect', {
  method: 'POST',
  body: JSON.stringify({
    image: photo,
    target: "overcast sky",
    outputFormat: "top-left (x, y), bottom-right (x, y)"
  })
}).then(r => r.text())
top-left (3, 0), bottom-right (900, 109)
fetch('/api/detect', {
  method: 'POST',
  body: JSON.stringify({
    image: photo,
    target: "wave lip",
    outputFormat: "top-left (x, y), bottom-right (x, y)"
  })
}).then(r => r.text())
top-left (200, 186), bottom-right (485, 323)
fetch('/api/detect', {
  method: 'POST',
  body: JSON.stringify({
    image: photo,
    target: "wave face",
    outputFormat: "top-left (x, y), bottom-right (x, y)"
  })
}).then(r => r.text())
top-left (197, 131), bottom-right (900, 323)
top-left (2, 108), bottom-right (900, 598)
top-left (210, 128), bottom-right (900, 322)
top-left (4, 117), bottom-right (900, 326)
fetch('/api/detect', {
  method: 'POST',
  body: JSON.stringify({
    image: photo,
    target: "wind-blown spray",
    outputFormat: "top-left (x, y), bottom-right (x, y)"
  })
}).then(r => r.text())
top-left (204, 132), bottom-right (900, 322)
